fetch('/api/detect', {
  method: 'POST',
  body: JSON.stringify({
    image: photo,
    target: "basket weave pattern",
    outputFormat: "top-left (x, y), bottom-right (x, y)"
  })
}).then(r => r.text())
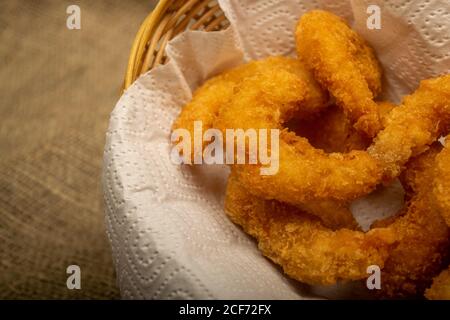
top-left (124, 0), bottom-right (229, 89)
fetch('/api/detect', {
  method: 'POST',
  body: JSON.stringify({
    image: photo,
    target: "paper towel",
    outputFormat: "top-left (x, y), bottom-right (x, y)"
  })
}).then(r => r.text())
top-left (103, 0), bottom-right (450, 299)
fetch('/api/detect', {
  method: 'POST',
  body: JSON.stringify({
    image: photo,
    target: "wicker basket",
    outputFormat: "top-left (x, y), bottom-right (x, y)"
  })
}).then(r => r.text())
top-left (124, 0), bottom-right (229, 90)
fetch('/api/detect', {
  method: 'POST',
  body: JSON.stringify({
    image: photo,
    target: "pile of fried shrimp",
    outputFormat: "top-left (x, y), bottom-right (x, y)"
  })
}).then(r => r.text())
top-left (171, 10), bottom-right (450, 299)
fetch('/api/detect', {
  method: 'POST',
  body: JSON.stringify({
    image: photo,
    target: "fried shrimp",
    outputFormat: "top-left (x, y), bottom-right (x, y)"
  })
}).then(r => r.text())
top-left (424, 136), bottom-right (450, 301)
top-left (224, 172), bottom-right (396, 286)
top-left (368, 75), bottom-right (450, 181)
top-left (173, 57), bottom-right (357, 229)
top-left (296, 10), bottom-right (382, 138)
top-left (209, 70), bottom-right (364, 229)
top-left (172, 56), bottom-right (328, 161)
top-left (371, 144), bottom-right (450, 298)
top-left (434, 135), bottom-right (450, 227)
top-left (215, 70), bottom-right (382, 204)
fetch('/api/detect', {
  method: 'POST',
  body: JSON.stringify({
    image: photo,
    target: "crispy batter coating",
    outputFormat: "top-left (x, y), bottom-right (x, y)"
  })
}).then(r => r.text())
top-left (425, 267), bottom-right (450, 300)
top-left (296, 10), bottom-right (382, 138)
top-left (434, 136), bottom-right (450, 227)
top-left (225, 172), bottom-right (396, 286)
top-left (368, 75), bottom-right (450, 181)
top-left (215, 71), bottom-right (382, 204)
top-left (426, 137), bottom-right (450, 301)
top-left (371, 145), bottom-right (450, 298)
top-left (172, 56), bottom-right (328, 160)
top-left (378, 101), bottom-right (397, 128)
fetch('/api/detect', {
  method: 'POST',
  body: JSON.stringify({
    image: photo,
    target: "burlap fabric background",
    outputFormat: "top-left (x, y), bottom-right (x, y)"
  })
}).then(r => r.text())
top-left (0, 0), bottom-right (155, 299)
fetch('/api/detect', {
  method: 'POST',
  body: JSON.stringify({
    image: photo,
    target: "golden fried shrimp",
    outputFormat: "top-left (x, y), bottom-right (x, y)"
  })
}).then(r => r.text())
top-left (371, 144), bottom-right (450, 298)
top-left (173, 57), bottom-right (359, 230)
top-left (215, 70), bottom-right (382, 204)
top-left (294, 102), bottom-right (395, 153)
top-left (378, 101), bottom-right (397, 127)
top-left (296, 10), bottom-right (382, 138)
top-left (172, 56), bottom-right (328, 161)
top-left (425, 137), bottom-right (450, 301)
top-left (434, 135), bottom-right (450, 227)
top-left (224, 172), bottom-right (396, 286)
top-left (368, 75), bottom-right (450, 182)
top-left (425, 267), bottom-right (450, 300)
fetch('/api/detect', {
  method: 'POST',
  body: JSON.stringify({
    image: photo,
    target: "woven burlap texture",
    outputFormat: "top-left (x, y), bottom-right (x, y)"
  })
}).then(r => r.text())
top-left (0, 0), bottom-right (155, 299)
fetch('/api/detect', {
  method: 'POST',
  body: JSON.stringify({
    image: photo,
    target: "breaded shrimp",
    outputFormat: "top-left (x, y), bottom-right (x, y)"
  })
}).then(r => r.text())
top-left (434, 135), bottom-right (450, 227)
top-left (371, 144), bottom-right (450, 298)
top-left (174, 58), bottom-right (359, 229)
top-left (296, 10), bottom-right (382, 138)
top-left (424, 136), bottom-right (450, 301)
top-left (224, 172), bottom-right (396, 286)
top-left (368, 75), bottom-right (450, 181)
top-left (215, 71), bottom-right (383, 203)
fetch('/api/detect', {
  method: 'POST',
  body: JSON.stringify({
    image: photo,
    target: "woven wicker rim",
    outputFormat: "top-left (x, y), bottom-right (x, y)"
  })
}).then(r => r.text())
top-left (124, 0), bottom-right (229, 90)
